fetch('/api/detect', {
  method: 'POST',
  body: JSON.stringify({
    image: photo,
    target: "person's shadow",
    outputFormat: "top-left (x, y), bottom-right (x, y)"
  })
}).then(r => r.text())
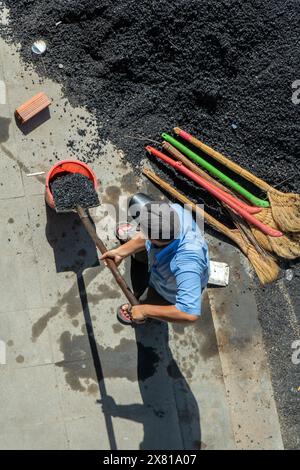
top-left (45, 204), bottom-right (117, 450)
top-left (45, 206), bottom-right (201, 450)
top-left (101, 257), bottom-right (202, 450)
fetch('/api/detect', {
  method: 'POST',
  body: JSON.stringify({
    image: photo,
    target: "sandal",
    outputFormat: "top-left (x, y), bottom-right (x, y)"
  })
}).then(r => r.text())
top-left (115, 222), bottom-right (136, 243)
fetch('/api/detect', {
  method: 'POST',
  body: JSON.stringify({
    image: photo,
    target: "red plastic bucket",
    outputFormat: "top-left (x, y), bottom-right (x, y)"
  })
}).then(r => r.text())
top-left (45, 159), bottom-right (98, 209)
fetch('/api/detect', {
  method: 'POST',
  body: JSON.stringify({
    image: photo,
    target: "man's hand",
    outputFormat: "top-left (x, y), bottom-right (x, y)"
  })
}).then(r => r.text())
top-left (131, 305), bottom-right (147, 324)
top-left (100, 233), bottom-right (146, 267)
top-left (101, 248), bottom-right (125, 267)
top-left (97, 396), bottom-right (117, 416)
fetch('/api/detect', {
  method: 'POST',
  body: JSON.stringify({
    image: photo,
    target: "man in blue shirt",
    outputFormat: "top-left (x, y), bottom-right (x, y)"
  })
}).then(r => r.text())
top-left (101, 201), bottom-right (209, 324)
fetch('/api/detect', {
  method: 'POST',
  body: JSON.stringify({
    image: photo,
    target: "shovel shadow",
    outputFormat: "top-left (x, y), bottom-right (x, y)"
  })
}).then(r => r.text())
top-left (45, 204), bottom-right (118, 450)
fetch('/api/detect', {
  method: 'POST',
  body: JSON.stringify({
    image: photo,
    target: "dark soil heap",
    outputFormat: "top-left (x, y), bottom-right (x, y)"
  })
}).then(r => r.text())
top-left (2, 0), bottom-right (300, 192)
top-left (51, 173), bottom-right (99, 211)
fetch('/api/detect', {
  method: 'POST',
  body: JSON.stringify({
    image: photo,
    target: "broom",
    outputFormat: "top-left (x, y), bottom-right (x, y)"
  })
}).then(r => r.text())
top-left (163, 141), bottom-right (300, 260)
top-left (161, 144), bottom-right (261, 214)
top-left (142, 168), bottom-right (280, 285)
top-left (253, 210), bottom-right (300, 259)
top-left (162, 141), bottom-right (267, 254)
top-left (174, 128), bottom-right (300, 233)
top-left (146, 145), bottom-right (283, 237)
top-left (162, 133), bottom-right (269, 208)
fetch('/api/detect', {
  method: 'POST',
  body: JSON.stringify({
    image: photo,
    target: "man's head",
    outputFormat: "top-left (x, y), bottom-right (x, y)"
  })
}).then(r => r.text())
top-left (139, 201), bottom-right (180, 246)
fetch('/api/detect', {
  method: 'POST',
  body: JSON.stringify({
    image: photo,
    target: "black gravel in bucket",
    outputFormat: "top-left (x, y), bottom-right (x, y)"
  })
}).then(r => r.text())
top-left (51, 173), bottom-right (99, 212)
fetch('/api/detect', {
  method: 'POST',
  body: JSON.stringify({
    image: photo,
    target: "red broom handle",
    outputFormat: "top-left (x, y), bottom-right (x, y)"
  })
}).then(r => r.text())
top-left (146, 146), bottom-right (283, 238)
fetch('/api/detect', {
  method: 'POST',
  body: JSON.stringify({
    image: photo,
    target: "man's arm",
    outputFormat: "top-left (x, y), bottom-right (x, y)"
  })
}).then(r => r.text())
top-left (101, 232), bottom-right (146, 266)
top-left (131, 254), bottom-right (203, 324)
top-left (131, 304), bottom-right (198, 324)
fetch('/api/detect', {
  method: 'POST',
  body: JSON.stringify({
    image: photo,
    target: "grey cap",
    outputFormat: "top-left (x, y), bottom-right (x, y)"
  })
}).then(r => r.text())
top-left (139, 201), bottom-right (181, 241)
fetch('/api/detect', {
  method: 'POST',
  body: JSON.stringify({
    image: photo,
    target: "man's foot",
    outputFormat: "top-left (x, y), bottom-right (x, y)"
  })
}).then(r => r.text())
top-left (115, 223), bottom-right (136, 243)
top-left (117, 304), bottom-right (133, 325)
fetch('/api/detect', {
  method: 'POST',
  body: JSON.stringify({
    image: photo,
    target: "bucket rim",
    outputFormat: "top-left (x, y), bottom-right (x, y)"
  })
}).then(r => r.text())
top-left (45, 159), bottom-right (98, 209)
top-left (46, 159), bottom-right (98, 188)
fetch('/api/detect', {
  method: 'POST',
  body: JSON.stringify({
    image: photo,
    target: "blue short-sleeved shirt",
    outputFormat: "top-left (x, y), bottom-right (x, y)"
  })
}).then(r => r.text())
top-left (145, 204), bottom-right (209, 316)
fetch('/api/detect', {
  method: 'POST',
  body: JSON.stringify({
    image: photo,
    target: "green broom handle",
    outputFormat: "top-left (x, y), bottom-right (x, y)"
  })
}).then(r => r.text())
top-left (162, 133), bottom-right (270, 208)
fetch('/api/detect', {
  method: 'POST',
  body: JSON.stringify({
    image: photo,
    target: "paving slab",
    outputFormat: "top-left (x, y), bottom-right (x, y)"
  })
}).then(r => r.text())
top-left (65, 415), bottom-right (111, 450)
top-left (0, 143), bottom-right (24, 199)
top-left (0, 420), bottom-right (68, 450)
top-left (0, 253), bottom-right (44, 313)
top-left (0, 196), bottom-right (34, 255)
top-left (208, 240), bottom-right (284, 450)
top-left (168, 293), bottom-right (236, 450)
top-left (0, 307), bottom-right (53, 368)
top-left (0, 364), bottom-right (62, 426)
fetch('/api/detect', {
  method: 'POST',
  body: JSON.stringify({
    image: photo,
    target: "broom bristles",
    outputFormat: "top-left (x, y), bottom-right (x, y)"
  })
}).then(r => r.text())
top-left (231, 230), bottom-right (280, 284)
top-left (253, 208), bottom-right (300, 259)
top-left (246, 245), bottom-right (280, 285)
top-left (269, 232), bottom-right (300, 260)
top-left (251, 227), bottom-right (273, 252)
top-left (269, 191), bottom-right (300, 233)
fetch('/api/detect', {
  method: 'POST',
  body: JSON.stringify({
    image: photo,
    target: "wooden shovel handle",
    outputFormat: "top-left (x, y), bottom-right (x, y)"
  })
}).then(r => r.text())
top-left (174, 127), bottom-right (272, 192)
top-left (76, 206), bottom-right (139, 307)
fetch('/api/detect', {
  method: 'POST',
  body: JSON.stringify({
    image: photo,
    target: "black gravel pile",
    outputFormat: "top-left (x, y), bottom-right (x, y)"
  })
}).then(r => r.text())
top-left (2, 0), bottom-right (300, 192)
top-left (51, 173), bottom-right (99, 211)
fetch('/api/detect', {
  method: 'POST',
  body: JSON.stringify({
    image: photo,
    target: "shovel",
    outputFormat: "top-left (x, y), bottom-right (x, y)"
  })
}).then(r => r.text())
top-left (75, 205), bottom-right (139, 313)
top-left (47, 165), bottom-right (139, 319)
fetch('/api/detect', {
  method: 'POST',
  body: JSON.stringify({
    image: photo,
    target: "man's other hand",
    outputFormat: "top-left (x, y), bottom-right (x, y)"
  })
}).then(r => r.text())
top-left (101, 248), bottom-right (124, 266)
top-left (131, 305), bottom-right (147, 324)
